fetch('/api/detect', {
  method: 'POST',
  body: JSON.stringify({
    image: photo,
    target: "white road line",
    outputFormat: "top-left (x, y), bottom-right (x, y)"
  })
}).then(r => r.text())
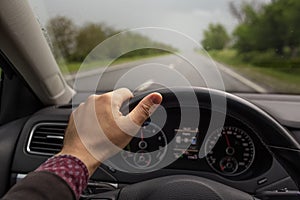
top-left (135, 79), bottom-right (155, 92)
top-left (216, 62), bottom-right (267, 93)
top-left (168, 64), bottom-right (175, 69)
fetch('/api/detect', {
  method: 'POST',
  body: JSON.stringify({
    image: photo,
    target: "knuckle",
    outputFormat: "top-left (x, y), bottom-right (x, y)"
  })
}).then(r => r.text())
top-left (87, 94), bottom-right (96, 101)
top-left (139, 103), bottom-right (151, 118)
top-left (98, 93), bottom-right (111, 104)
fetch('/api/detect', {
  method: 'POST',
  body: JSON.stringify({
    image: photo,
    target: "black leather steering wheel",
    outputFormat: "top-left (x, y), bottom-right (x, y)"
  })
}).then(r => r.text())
top-left (91, 87), bottom-right (300, 200)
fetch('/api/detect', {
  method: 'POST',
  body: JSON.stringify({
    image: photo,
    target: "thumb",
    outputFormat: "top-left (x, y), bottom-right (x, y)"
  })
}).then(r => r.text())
top-left (129, 92), bottom-right (163, 126)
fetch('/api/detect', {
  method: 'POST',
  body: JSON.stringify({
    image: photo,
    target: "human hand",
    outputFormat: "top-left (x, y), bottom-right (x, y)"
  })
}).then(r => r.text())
top-left (57, 88), bottom-right (162, 176)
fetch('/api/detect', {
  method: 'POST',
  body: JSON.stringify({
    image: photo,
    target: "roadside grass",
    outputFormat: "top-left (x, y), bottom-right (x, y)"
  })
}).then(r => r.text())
top-left (59, 60), bottom-right (108, 74)
top-left (59, 53), bottom-right (168, 75)
top-left (207, 49), bottom-right (300, 93)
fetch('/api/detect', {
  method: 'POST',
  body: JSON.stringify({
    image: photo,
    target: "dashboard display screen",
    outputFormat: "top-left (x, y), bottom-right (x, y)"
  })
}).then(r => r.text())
top-left (173, 127), bottom-right (199, 160)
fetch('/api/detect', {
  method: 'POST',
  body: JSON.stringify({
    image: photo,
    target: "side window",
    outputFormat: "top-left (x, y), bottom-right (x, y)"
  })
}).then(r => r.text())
top-left (0, 52), bottom-right (43, 125)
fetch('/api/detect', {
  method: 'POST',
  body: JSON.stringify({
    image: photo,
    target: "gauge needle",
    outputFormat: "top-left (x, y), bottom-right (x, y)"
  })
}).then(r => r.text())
top-left (141, 129), bottom-right (144, 141)
top-left (224, 132), bottom-right (231, 147)
top-left (220, 165), bottom-right (225, 171)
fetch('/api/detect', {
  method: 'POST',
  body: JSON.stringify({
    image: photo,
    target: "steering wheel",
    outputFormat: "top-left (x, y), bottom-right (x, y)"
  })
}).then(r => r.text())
top-left (90, 87), bottom-right (300, 200)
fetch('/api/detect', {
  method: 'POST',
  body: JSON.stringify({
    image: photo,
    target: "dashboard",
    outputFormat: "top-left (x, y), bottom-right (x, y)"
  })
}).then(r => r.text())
top-left (115, 107), bottom-right (272, 181)
top-left (2, 92), bottom-right (300, 197)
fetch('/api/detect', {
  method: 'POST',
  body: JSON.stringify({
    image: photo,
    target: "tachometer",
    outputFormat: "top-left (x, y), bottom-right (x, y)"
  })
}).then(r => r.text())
top-left (205, 126), bottom-right (255, 176)
top-left (121, 122), bottom-right (167, 169)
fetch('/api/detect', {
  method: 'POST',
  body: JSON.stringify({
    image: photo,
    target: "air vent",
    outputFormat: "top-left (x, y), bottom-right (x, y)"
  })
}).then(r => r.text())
top-left (27, 123), bottom-right (68, 156)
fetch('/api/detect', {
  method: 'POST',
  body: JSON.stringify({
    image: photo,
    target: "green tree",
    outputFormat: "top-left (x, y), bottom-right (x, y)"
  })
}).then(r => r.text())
top-left (46, 17), bottom-right (177, 63)
top-left (232, 0), bottom-right (300, 57)
top-left (46, 16), bottom-right (77, 61)
top-left (72, 23), bottom-right (114, 61)
top-left (271, 0), bottom-right (300, 57)
top-left (201, 23), bottom-right (230, 51)
top-left (232, 4), bottom-right (263, 53)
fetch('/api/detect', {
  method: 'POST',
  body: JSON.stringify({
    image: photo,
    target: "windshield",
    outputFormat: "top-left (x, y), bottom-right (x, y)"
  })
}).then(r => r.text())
top-left (28, 0), bottom-right (300, 94)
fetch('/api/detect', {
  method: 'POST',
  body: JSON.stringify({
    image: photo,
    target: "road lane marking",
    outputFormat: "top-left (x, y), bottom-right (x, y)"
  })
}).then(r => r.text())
top-left (168, 64), bottom-right (175, 69)
top-left (135, 79), bottom-right (155, 92)
top-left (216, 62), bottom-right (267, 93)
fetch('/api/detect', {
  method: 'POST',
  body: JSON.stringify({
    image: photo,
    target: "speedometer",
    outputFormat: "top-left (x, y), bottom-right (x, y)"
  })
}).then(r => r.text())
top-left (205, 126), bottom-right (255, 176)
top-left (121, 122), bottom-right (167, 169)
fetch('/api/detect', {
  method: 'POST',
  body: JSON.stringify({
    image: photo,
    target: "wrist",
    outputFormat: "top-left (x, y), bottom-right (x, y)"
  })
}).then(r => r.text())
top-left (57, 150), bottom-right (100, 177)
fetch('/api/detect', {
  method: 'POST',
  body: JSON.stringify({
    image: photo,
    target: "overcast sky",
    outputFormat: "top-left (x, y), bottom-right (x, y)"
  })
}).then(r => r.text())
top-left (28, 0), bottom-right (271, 51)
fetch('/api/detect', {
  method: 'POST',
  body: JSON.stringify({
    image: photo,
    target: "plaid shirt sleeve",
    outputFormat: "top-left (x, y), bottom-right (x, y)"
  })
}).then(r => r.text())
top-left (35, 154), bottom-right (89, 199)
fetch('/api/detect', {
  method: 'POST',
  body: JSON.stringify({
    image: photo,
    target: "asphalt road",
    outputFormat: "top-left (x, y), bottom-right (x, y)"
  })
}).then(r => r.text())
top-left (70, 52), bottom-right (266, 93)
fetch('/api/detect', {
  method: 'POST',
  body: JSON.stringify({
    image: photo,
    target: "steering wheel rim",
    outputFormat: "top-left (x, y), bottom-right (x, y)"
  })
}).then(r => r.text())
top-left (96, 87), bottom-right (300, 200)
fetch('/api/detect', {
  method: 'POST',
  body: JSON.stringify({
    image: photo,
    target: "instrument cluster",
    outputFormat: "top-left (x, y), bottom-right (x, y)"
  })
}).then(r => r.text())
top-left (119, 107), bottom-right (272, 180)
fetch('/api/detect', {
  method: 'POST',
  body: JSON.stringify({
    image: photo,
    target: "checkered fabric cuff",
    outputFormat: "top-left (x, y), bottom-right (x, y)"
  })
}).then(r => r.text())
top-left (35, 154), bottom-right (89, 199)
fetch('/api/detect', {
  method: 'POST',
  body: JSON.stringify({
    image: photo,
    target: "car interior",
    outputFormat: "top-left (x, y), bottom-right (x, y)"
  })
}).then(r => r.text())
top-left (1, 0), bottom-right (300, 199)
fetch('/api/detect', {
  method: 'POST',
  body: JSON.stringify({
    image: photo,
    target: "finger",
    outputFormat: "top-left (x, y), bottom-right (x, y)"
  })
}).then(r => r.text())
top-left (128, 92), bottom-right (163, 126)
top-left (111, 88), bottom-right (133, 109)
